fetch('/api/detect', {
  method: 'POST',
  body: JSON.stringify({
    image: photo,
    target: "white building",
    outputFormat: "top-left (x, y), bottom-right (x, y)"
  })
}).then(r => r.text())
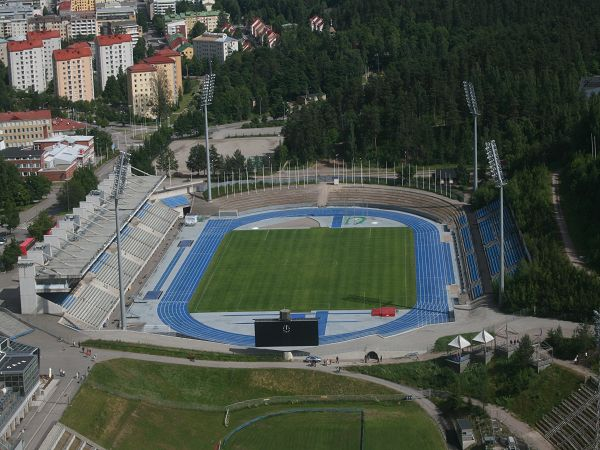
top-left (192, 32), bottom-right (238, 64)
top-left (7, 39), bottom-right (46, 92)
top-left (26, 30), bottom-right (61, 86)
top-left (147, 0), bottom-right (176, 19)
top-left (95, 33), bottom-right (133, 90)
top-left (166, 19), bottom-right (186, 36)
top-left (67, 12), bottom-right (97, 39)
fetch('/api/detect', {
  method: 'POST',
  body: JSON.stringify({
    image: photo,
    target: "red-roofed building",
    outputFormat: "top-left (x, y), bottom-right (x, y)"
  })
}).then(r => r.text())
top-left (222, 22), bottom-right (235, 34)
top-left (249, 17), bottom-right (279, 47)
top-left (144, 54), bottom-right (178, 106)
top-left (53, 43), bottom-right (94, 102)
top-left (7, 40), bottom-right (47, 93)
top-left (26, 30), bottom-right (62, 87)
top-left (0, 110), bottom-right (53, 147)
top-left (57, 0), bottom-right (71, 13)
top-left (250, 17), bottom-right (266, 38)
top-left (95, 34), bottom-right (133, 90)
top-left (51, 117), bottom-right (86, 134)
top-left (127, 64), bottom-right (158, 118)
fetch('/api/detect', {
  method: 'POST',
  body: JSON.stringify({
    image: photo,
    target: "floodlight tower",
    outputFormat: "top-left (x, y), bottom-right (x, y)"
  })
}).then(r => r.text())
top-left (201, 72), bottom-right (216, 201)
top-left (594, 310), bottom-right (600, 450)
top-left (485, 140), bottom-right (507, 304)
top-left (463, 81), bottom-right (480, 191)
top-left (111, 150), bottom-right (130, 330)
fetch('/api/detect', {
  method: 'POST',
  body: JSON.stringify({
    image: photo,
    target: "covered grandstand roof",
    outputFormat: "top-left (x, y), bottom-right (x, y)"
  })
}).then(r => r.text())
top-left (34, 171), bottom-right (164, 280)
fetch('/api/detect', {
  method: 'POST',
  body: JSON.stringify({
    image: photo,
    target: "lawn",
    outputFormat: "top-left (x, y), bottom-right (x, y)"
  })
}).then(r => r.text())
top-left (61, 359), bottom-right (444, 450)
top-left (225, 410), bottom-right (362, 450)
top-left (188, 227), bottom-right (416, 312)
top-left (349, 357), bottom-right (583, 425)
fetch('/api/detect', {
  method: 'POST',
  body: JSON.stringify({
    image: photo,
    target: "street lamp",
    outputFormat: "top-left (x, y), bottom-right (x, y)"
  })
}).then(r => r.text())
top-left (111, 150), bottom-right (129, 330)
top-left (200, 73), bottom-right (216, 201)
top-left (485, 139), bottom-right (507, 305)
top-left (463, 81), bottom-right (480, 191)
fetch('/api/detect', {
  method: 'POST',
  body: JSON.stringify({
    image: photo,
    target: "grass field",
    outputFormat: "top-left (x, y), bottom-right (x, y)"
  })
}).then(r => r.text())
top-left (61, 359), bottom-right (444, 450)
top-left (225, 411), bottom-right (362, 450)
top-left (188, 227), bottom-right (416, 312)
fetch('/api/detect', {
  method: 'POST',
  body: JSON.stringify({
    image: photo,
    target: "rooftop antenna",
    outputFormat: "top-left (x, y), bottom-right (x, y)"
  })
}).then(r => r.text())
top-left (111, 150), bottom-right (130, 330)
top-left (485, 140), bottom-right (507, 304)
top-left (463, 81), bottom-right (480, 191)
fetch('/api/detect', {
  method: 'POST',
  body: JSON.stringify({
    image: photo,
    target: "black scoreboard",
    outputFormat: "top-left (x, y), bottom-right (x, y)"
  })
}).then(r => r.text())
top-left (254, 317), bottom-right (319, 347)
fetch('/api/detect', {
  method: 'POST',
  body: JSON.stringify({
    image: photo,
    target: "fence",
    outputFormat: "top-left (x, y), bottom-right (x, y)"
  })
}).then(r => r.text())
top-left (220, 407), bottom-right (364, 449)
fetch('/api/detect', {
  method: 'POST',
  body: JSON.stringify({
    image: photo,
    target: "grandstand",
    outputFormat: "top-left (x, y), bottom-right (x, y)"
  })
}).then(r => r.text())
top-left (18, 164), bottom-right (180, 329)
top-left (537, 377), bottom-right (599, 449)
top-left (475, 199), bottom-right (529, 281)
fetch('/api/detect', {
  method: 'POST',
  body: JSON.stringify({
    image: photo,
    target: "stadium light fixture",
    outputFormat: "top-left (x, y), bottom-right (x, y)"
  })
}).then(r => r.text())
top-left (463, 81), bottom-right (480, 191)
top-left (485, 140), bottom-right (507, 305)
top-left (111, 150), bottom-right (130, 330)
top-left (200, 73), bottom-right (216, 201)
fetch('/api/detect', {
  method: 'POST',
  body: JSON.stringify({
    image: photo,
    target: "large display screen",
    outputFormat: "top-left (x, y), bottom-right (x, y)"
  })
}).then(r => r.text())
top-left (254, 319), bottom-right (319, 347)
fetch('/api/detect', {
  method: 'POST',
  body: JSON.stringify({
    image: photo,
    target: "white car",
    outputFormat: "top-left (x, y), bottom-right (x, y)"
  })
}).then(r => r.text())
top-left (303, 355), bottom-right (322, 363)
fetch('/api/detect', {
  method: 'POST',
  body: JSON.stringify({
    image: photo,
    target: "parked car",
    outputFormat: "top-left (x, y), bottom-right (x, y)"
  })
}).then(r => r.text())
top-left (303, 355), bottom-right (322, 363)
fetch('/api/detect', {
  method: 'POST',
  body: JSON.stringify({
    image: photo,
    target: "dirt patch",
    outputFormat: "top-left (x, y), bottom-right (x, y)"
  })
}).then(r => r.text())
top-left (261, 218), bottom-right (320, 229)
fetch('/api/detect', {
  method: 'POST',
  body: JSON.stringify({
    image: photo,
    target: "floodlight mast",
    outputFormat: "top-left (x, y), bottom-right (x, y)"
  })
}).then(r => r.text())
top-left (111, 151), bottom-right (130, 330)
top-left (200, 72), bottom-right (216, 201)
top-left (485, 140), bottom-right (507, 305)
top-left (463, 81), bottom-right (480, 191)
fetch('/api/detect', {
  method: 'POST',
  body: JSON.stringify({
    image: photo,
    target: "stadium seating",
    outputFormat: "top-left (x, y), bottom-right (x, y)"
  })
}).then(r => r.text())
top-left (63, 201), bottom-right (179, 329)
top-left (475, 199), bottom-right (528, 281)
top-left (536, 378), bottom-right (599, 450)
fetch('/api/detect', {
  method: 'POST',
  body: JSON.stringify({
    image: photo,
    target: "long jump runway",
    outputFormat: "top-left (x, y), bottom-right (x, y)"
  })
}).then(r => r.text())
top-left (156, 207), bottom-right (456, 346)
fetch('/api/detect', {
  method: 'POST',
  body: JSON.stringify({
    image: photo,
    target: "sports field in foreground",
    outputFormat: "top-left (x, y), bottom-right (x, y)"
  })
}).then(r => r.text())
top-left (188, 227), bottom-right (416, 312)
top-left (61, 359), bottom-right (445, 450)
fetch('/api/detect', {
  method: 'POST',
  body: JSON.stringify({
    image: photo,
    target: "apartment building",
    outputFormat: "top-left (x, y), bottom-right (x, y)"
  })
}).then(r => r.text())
top-left (0, 110), bottom-right (52, 147)
top-left (0, 146), bottom-right (44, 176)
top-left (147, 0), bottom-right (175, 19)
top-left (7, 40), bottom-right (46, 92)
top-left (192, 32), bottom-right (238, 63)
top-left (53, 42), bottom-right (94, 101)
top-left (95, 33), bottom-right (133, 90)
top-left (143, 54), bottom-right (177, 105)
top-left (155, 47), bottom-right (181, 95)
top-left (0, 39), bottom-right (7, 66)
top-left (68, 12), bottom-right (97, 39)
top-left (98, 20), bottom-right (141, 44)
top-left (127, 63), bottom-right (157, 118)
top-left (71, 0), bottom-right (95, 12)
top-left (0, 4), bottom-right (32, 38)
top-left (27, 30), bottom-right (61, 85)
top-left (163, 10), bottom-right (223, 33)
top-left (27, 15), bottom-right (70, 40)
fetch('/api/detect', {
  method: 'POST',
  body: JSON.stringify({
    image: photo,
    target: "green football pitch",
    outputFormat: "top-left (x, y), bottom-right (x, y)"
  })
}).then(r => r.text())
top-left (188, 227), bottom-right (416, 312)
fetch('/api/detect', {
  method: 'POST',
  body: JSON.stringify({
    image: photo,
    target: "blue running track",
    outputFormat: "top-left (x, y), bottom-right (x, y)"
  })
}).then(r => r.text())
top-left (157, 207), bottom-right (455, 346)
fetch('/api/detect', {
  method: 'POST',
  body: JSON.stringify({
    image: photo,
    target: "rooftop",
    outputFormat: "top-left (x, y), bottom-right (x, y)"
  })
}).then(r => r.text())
top-left (36, 172), bottom-right (164, 279)
top-left (0, 110), bottom-right (51, 122)
top-left (51, 117), bottom-right (87, 132)
top-left (0, 146), bottom-right (44, 158)
top-left (7, 39), bottom-right (42, 52)
top-left (155, 48), bottom-right (180, 57)
top-left (127, 63), bottom-right (157, 73)
top-left (26, 30), bottom-right (60, 40)
top-left (95, 34), bottom-right (132, 46)
top-left (143, 55), bottom-right (175, 65)
top-left (164, 10), bottom-right (221, 21)
top-left (53, 44), bottom-right (92, 61)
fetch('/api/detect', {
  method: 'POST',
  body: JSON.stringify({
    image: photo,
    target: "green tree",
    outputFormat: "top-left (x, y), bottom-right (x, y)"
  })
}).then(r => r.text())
top-left (188, 21), bottom-right (206, 40)
top-left (25, 175), bottom-right (51, 200)
top-left (1, 239), bottom-right (20, 270)
top-left (27, 211), bottom-right (54, 240)
top-left (156, 148), bottom-right (178, 176)
top-left (1, 198), bottom-right (19, 232)
top-left (133, 36), bottom-right (147, 63)
top-left (57, 179), bottom-right (86, 211)
top-left (150, 71), bottom-right (173, 124)
top-left (511, 335), bottom-right (534, 370)
top-left (153, 14), bottom-right (165, 34)
top-left (186, 144), bottom-right (206, 175)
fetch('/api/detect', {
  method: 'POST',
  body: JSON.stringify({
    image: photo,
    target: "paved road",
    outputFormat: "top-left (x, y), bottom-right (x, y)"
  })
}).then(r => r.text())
top-left (551, 172), bottom-right (587, 270)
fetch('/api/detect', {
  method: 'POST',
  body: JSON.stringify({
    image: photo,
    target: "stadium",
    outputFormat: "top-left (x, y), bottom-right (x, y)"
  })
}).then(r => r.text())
top-left (17, 162), bottom-right (528, 350)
